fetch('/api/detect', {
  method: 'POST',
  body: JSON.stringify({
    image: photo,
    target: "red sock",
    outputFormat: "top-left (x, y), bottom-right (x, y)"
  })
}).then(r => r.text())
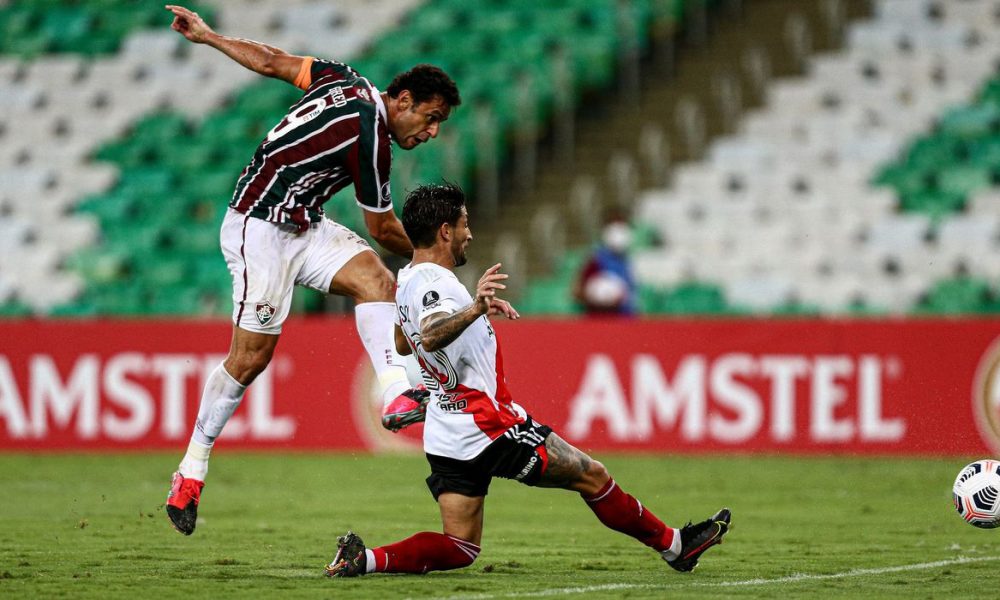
top-left (583, 479), bottom-right (675, 552)
top-left (371, 532), bottom-right (480, 574)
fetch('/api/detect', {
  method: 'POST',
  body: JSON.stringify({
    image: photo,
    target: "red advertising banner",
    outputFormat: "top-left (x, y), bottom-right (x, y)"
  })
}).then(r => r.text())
top-left (1, 318), bottom-right (999, 455)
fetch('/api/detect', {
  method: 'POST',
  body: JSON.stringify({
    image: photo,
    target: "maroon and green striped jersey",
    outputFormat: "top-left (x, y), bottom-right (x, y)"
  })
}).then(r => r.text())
top-left (229, 58), bottom-right (393, 231)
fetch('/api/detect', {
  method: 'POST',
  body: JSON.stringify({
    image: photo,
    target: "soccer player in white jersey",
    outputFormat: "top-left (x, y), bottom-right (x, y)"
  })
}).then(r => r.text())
top-left (324, 183), bottom-right (731, 577)
top-left (162, 6), bottom-right (461, 535)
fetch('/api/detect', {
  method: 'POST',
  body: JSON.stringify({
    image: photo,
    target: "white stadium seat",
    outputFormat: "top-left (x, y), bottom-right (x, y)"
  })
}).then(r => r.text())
top-left (628, 0), bottom-right (1000, 314)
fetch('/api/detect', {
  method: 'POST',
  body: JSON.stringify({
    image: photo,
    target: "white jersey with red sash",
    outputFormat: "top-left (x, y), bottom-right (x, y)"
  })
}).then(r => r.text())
top-left (395, 262), bottom-right (526, 460)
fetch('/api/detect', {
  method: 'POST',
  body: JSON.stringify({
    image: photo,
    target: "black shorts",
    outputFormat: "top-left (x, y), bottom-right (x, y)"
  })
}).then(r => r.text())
top-left (425, 417), bottom-right (553, 500)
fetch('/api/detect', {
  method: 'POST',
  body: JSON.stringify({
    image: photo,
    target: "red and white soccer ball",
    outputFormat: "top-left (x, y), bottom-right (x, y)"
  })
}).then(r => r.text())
top-left (952, 459), bottom-right (1000, 529)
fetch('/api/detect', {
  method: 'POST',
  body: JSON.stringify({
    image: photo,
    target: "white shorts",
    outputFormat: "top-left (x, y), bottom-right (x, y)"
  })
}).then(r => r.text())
top-left (220, 208), bottom-right (373, 334)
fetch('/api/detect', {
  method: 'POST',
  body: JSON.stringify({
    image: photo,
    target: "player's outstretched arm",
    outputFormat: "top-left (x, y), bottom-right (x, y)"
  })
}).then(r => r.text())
top-left (363, 209), bottom-right (414, 259)
top-left (165, 5), bottom-right (306, 85)
top-left (420, 264), bottom-right (518, 352)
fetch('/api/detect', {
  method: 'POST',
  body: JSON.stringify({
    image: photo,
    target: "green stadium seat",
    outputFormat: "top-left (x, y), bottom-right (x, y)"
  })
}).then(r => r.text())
top-left (901, 189), bottom-right (965, 220)
top-left (937, 166), bottom-right (992, 199)
top-left (519, 279), bottom-right (579, 316)
top-left (0, 300), bottom-right (34, 318)
top-left (1, 30), bottom-right (52, 58)
top-left (77, 190), bottom-right (142, 222)
top-left (874, 164), bottom-right (932, 197)
top-left (172, 227), bottom-right (221, 256)
top-left (916, 277), bottom-right (994, 314)
top-left (42, 8), bottom-right (94, 53)
top-left (147, 285), bottom-right (208, 315)
top-left (660, 282), bottom-right (729, 315)
top-left (637, 285), bottom-right (668, 313)
top-left (47, 300), bottom-right (99, 318)
top-left (183, 172), bottom-right (238, 202)
top-left (103, 221), bottom-right (171, 253)
top-left (143, 257), bottom-right (189, 287)
top-left (0, 1), bottom-right (214, 57)
top-left (939, 105), bottom-right (1000, 140)
top-left (964, 136), bottom-right (1000, 169)
top-left (188, 255), bottom-right (229, 289)
top-left (63, 248), bottom-right (130, 285)
top-left (979, 78), bottom-right (1000, 107)
top-left (132, 114), bottom-right (192, 147)
top-left (197, 113), bottom-right (263, 146)
top-left (115, 167), bottom-right (174, 197)
top-left (231, 82), bottom-right (301, 120)
top-left (65, 30), bottom-right (120, 55)
top-left (904, 136), bottom-right (960, 170)
top-left (87, 283), bottom-right (150, 316)
top-left (0, 6), bottom-right (41, 38)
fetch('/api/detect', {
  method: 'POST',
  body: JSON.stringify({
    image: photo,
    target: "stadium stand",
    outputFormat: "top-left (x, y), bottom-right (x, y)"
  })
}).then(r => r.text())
top-left (0, 0), bottom-right (417, 317)
top-left (524, 0), bottom-right (1000, 316)
top-left (3, 0), bottom-right (999, 319)
top-left (0, 0), bottom-right (690, 317)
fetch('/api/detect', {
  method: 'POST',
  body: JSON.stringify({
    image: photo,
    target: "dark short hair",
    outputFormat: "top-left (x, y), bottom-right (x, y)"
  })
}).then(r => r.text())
top-left (402, 183), bottom-right (467, 248)
top-left (386, 64), bottom-right (461, 107)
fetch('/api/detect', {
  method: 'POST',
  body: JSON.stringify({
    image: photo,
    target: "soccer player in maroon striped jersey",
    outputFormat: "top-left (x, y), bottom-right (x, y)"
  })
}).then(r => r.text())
top-left (325, 184), bottom-right (731, 578)
top-left (163, 5), bottom-right (460, 536)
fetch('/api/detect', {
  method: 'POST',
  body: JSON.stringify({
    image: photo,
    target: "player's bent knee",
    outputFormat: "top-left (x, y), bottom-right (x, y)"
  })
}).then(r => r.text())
top-left (584, 459), bottom-right (611, 490)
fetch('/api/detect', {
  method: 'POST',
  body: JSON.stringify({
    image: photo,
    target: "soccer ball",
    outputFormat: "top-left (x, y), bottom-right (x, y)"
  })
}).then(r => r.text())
top-left (952, 459), bottom-right (1000, 529)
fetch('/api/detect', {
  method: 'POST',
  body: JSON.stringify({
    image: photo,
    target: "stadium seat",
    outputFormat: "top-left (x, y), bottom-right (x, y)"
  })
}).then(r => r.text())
top-left (724, 275), bottom-right (796, 312)
top-left (660, 282), bottom-right (730, 315)
top-left (916, 276), bottom-right (996, 314)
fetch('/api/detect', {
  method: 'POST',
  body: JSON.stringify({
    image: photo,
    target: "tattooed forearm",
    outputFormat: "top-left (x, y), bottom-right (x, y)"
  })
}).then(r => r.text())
top-left (420, 305), bottom-right (484, 352)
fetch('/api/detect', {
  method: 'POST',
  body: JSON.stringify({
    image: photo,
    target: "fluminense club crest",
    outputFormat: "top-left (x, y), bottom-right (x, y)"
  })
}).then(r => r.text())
top-left (255, 301), bottom-right (276, 326)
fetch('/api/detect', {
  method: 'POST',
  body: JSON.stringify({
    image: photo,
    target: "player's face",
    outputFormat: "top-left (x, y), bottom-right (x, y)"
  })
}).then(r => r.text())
top-left (450, 208), bottom-right (472, 267)
top-left (392, 93), bottom-right (450, 150)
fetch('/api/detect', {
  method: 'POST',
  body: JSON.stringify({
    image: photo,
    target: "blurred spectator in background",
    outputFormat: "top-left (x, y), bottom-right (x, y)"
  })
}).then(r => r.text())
top-left (573, 213), bottom-right (637, 316)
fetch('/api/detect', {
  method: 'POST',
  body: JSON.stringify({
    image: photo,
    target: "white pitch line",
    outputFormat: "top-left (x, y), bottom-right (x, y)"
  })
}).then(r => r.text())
top-left (421, 555), bottom-right (1000, 600)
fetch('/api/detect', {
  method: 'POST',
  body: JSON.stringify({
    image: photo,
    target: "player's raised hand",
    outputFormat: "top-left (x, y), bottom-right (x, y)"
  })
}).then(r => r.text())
top-left (165, 5), bottom-right (214, 43)
top-left (487, 298), bottom-right (520, 320)
top-left (474, 263), bottom-right (509, 315)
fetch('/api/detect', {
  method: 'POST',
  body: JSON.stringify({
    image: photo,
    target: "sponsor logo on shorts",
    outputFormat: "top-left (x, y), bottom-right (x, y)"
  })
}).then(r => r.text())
top-left (974, 336), bottom-right (1000, 454)
top-left (515, 454), bottom-right (539, 481)
top-left (255, 302), bottom-right (276, 326)
top-left (423, 291), bottom-right (441, 308)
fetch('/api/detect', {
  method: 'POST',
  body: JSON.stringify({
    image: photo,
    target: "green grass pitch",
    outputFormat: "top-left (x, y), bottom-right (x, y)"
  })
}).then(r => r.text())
top-left (1, 452), bottom-right (998, 598)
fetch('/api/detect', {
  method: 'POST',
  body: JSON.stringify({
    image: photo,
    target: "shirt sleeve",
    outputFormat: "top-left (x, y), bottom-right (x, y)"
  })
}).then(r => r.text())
top-left (351, 98), bottom-right (393, 212)
top-left (294, 58), bottom-right (354, 91)
top-left (414, 276), bottom-right (466, 325)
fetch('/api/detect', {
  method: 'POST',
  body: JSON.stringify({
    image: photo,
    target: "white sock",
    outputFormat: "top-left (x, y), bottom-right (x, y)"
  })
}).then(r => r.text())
top-left (355, 302), bottom-right (410, 406)
top-left (178, 439), bottom-right (212, 480)
top-left (364, 549), bottom-right (377, 573)
top-left (180, 363), bottom-right (247, 480)
top-left (660, 528), bottom-right (683, 561)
